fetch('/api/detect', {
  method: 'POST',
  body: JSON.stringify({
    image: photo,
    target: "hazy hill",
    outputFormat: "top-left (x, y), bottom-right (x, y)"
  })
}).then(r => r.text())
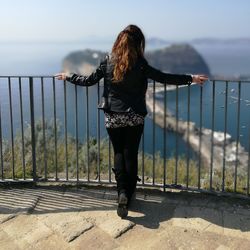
top-left (62, 44), bottom-right (211, 76)
top-left (146, 37), bottom-right (250, 46)
top-left (145, 44), bottom-right (210, 75)
top-left (63, 49), bottom-right (107, 75)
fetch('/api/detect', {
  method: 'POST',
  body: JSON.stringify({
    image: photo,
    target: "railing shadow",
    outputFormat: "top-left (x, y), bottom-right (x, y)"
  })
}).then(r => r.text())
top-left (126, 191), bottom-right (250, 232)
top-left (0, 185), bottom-right (249, 232)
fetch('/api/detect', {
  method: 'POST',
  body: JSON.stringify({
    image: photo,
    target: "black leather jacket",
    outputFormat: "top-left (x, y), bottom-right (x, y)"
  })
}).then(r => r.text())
top-left (66, 55), bottom-right (193, 117)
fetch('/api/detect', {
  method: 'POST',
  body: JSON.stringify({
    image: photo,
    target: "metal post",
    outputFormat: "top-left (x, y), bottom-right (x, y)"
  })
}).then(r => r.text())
top-left (142, 127), bottom-right (145, 185)
top-left (52, 77), bottom-right (58, 180)
top-left (108, 137), bottom-right (111, 183)
top-left (222, 81), bottom-right (228, 191)
top-left (8, 77), bottom-right (15, 179)
top-left (198, 85), bottom-right (203, 189)
top-left (29, 77), bottom-right (37, 181)
top-left (234, 81), bottom-right (241, 192)
top-left (210, 81), bottom-right (215, 190)
top-left (86, 86), bottom-right (90, 181)
top-left (248, 127), bottom-right (250, 196)
top-left (75, 84), bottom-right (79, 181)
top-left (163, 83), bottom-right (167, 191)
top-left (97, 81), bottom-right (101, 182)
top-left (41, 77), bottom-right (47, 180)
top-left (186, 84), bottom-right (191, 188)
top-left (19, 77), bottom-right (26, 179)
top-left (64, 80), bottom-right (68, 180)
top-left (153, 81), bottom-right (156, 185)
top-left (0, 101), bottom-right (3, 180)
top-left (175, 85), bottom-right (179, 184)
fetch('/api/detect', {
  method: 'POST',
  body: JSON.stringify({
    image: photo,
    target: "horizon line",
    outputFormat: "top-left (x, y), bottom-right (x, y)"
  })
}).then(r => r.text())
top-left (1, 36), bottom-right (250, 44)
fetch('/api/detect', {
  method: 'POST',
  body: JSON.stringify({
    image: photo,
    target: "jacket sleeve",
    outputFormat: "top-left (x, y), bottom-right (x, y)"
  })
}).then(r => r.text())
top-left (66, 58), bottom-right (107, 86)
top-left (144, 61), bottom-right (193, 85)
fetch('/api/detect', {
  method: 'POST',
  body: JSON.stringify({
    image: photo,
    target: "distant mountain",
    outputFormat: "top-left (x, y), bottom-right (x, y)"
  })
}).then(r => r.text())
top-left (146, 37), bottom-right (250, 47)
top-left (62, 44), bottom-right (211, 76)
top-left (146, 37), bottom-right (171, 48)
top-left (191, 38), bottom-right (250, 45)
top-left (63, 49), bottom-right (107, 75)
top-left (145, 44), bottom-right (210, 75)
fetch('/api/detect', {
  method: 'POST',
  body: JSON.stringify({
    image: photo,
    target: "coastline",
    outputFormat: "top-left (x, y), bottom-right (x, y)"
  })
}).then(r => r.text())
top-left (146, 87), bottom-right (248, 173)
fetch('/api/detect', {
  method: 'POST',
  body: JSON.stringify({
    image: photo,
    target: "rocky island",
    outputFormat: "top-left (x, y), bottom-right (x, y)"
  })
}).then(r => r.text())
top-left (62, 44), bottom-right (211, 76)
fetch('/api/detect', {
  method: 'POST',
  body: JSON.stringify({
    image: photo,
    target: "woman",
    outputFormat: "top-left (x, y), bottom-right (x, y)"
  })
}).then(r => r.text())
top-left (55, 24), bottom-right (208, 219)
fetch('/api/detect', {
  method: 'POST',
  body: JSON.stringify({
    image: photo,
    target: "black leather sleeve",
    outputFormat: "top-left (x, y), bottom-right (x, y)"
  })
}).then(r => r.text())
top-left (144, 62), bottom-right (193, 85)
top-left (66, 58), bottom-right (107, 86)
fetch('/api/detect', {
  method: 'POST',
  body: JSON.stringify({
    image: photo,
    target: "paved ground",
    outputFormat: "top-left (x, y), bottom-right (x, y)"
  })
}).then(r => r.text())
top-left (0, 183), bottom-right (250, 250)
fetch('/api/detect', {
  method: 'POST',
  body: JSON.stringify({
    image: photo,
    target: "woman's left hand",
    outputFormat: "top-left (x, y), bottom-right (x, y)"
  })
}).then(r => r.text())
top-left (192, 75), bottom-right (209, 85)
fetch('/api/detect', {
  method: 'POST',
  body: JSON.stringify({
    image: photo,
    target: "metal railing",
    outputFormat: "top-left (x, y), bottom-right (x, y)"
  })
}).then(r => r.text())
top-left (0, 76), bottom-right (249, 199)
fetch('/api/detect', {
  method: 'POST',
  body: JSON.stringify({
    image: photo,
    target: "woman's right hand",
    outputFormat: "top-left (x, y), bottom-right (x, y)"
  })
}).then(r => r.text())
top-left (54, 73), bottom-right (67, 81)
top-left (192, 74), bottom-right (209, 85)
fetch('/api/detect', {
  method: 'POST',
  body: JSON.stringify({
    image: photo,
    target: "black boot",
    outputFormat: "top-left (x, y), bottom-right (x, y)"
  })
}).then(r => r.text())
top-left (117, 190), bottom-right (128, 219)
top-left (126, 175), bottom-right (140, 208)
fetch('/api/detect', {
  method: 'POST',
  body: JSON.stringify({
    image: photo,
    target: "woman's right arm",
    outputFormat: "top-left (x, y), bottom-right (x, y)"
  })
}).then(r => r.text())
top-left (55, 58), bottom-right (107, 86)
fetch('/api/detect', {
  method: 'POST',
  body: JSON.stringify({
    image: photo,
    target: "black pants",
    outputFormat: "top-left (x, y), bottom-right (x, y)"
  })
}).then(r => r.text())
top-left (106, 124), bottom-right (144, 200)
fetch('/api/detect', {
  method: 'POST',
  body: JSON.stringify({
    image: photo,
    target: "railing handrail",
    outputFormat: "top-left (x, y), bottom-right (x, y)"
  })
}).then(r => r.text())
top-left (0, 75), bottom-right (250, 83)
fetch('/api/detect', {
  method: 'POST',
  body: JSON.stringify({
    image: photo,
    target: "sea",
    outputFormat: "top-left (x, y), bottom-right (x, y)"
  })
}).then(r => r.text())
top-left (0, 41), bottom-right (249, 157)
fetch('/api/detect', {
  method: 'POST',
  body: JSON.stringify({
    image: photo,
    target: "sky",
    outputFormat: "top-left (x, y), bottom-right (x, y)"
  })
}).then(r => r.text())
top-left (0, 0), bottom-right (249, 43)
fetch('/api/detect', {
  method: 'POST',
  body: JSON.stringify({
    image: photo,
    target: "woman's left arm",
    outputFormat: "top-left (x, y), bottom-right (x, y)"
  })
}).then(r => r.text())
top-left (55, 59), bottom-right (107, 86)
top-left (144, 61), bottom-right (208, 86)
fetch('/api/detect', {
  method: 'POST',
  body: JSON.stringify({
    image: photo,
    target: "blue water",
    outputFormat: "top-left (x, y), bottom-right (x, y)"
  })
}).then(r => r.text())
top-left (0, 42), bottom-right (249, 157)
top-left (160, 82), bottom-right (250, 152)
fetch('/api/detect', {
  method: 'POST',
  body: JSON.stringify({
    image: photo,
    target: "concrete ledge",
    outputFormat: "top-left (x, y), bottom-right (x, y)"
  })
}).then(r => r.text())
top-left (1, 184), bottom-right (250, 249)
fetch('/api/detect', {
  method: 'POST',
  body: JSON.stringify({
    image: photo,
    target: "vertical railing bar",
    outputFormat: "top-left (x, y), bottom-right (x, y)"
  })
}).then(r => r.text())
top-left (152, 81), bottom-right (156, 185)
top-left (41, 77), bottom-right (47, 180)
top-left (29, 77), bottom-right (37, 181)
top-left (141, 87), bottom-right (146, 185)
top-left (19, 77), bottom-right (25, 179)
top-left (0, 100), bottom-right (3, 180)
top-left (234, 81), bottom-right (241, 192)
top-left (198, 85), bottom-right (203, 189)
top-left (210, 81), bottom-right (215, 190)
top-left (86, 86), bottom-right (90, 182)
top-left (75, 84), bottom-right (79, 182)
top-left (108, 137), bottom-right (111, 183)
top-left (64, 80), bottom-right (68, 181)
top-left (247, 127), bottom-right (250, 196)
top-left (97, 81), bottom-right (101, 182)
top-left (142, 126), bottom-right (145, 185)
top-left (163, 83), bottom-right (167, 191)
top-left (52, 77), bottom-right (58, 180)
top-left (175, 85), bottom-right (179, 185)
top-left (8, 77), bottom-right (15, 180)
top-left (186, 84), bottom-right (191, 189)
top-left (222, 81), bottom-right (228, 192)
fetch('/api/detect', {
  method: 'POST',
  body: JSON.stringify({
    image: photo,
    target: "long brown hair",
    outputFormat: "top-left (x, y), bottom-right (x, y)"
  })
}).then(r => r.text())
top-left (111, 24), bottom-right (145, 82)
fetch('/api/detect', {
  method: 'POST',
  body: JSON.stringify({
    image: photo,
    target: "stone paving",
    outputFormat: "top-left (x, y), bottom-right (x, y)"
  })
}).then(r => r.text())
top-left (0, 183), bottom-right (250, 249)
